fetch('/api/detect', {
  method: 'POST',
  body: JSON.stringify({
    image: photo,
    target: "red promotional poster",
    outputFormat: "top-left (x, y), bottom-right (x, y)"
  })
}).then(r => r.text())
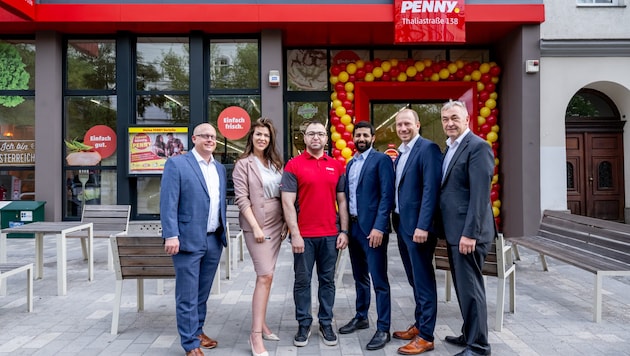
top-left (217, 106), bottom-right (251, 140)
top-left (394, 0), bottom-right (466, 44)
top-left (0, 0), bottom-right (35, 19)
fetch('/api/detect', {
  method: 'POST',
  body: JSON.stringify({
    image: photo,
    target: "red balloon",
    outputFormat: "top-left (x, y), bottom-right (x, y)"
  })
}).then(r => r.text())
top-left (331, 65), bottom-right (341, 76)
top-left (492, 142), bottom-right (499, 150)
top-left (463, 64), bottom-right (474, 74)
top-left (481, 73), bottom-right (492, 84)
top-left (390, 68), bottom-right (400, 78)
top-left (373, 59), bottom-right (382, 67)
top-left (348, 75), bottom-right (356, 83)
top-left (490, 190), bottom-right (499, 201)
top-left (490, 66), bottom-right (501, 77)
top-left (346, 109), bottom-right (354, 117)
top-left (455, 69), bottom-right (466, 79)
top-left (343, 100), bottom-right (353, 110)
top-left (478, 133), bottom-right (487, 140)
top-left (337, 91), bottom-right (347, 101)
top-left (471, 61), bottom-right (481, 70)
top-left (330, 115), bottom-right (340, 126)
top-left (333, 148), bottom-right (341, 157)
top-left (342, 131), bottom-right (352, 141)
top-left (422, 68), bottom-right (433, 77)
top-left (493, 183), bottom-right (501, 192)
top-left (381, 74), bottom-right (391, 82)
top-left (485, 83), bottom-right (496, 93)
top-left (336, 123), bottom-right (346, 132)
top-left (356, 69), bottom-right (366, 80)
top-left (493, 148), bottom-right (498, 157)
top-left (448, 74), bottom-right (456, 81)
top-left (330, 109), bottom-right (336, 117)
top-left (335, 83), bottom-right (345, 92)
top-left (480, 124), bottom-right (491, 134)
top-left (346, 140), bottom-right (355, 150)
top-left (491, 108), bottom-right (499, 117)
top-left (414, 73), bottom-right (424, 81)
top-left (398, 63), bottom-right (408, 72)
top-left (494, 217), bottom-right (501, 227)
top-left (364, 63), bottom-right (374, 73)
top-left (336, 156), bottom-right (346, 165)
top-left (478, 91), bottom-right (490, 102)
top-left (486, 115), bottom-right (497, 126)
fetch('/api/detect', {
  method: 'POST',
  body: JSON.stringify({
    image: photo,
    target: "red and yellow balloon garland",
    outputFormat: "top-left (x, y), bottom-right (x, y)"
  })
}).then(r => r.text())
top-left (329, 58), bottom-right (503, 227)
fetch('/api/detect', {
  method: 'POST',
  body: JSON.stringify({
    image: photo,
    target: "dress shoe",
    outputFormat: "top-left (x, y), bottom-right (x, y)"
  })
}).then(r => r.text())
top-left (397, 336), bottom-right (434, 355)
top-left (185, 348), bottom-right (204, 356)
top-left (248, 332), bottom-right (269, 356)
top-left (454, 347), bottom-right (491, 356)
top-left (197, 333), bottom-right (218, 349)
top-left (339, 317), bottom-right (369, 334)
top-left (262, 332), bottom-right (280, 341)
top-left (366, 330), bottom-right (391, 350)
top-left (393, 325), bottom-right (419, 340)
top-left (444, 334), bottom-right (467, 347)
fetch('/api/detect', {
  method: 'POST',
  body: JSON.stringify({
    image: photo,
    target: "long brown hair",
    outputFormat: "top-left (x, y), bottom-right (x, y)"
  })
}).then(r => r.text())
top-left (240, 117), bottom-right (284, 171)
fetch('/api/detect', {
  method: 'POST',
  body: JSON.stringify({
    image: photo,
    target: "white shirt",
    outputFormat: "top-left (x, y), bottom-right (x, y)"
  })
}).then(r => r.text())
top-left (192, 148), bottom-right (221, 233)
top-left (254, 157), bottom-right (282, 199)
top-left (395, 134), bottom-right (420, 214)
top-left (348, 148), bottom-right (370, 216)
top-left (442, 128), bottom-right (470, 183)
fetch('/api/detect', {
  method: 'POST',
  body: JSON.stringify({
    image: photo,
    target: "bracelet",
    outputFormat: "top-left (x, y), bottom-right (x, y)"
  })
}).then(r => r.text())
top-left (340, 230), bottom-right (348, 235)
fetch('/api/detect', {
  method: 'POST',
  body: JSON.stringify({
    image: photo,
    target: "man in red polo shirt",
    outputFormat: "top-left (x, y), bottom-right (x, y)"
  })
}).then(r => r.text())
top-left (281, 120), bottom-right (349, 348)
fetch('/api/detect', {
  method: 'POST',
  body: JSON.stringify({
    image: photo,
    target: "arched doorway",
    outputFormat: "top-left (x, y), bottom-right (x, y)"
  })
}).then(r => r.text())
top-left (566, 88), bottom-right (625, 221)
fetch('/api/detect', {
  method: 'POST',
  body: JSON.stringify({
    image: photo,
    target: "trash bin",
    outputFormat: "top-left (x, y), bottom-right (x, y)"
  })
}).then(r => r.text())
top-left (0, 201), bottom-right (46, 238)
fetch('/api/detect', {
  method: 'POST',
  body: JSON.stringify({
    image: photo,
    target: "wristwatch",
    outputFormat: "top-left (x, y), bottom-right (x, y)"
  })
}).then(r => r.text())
top-left (340, 230), bottom-right (348, 235)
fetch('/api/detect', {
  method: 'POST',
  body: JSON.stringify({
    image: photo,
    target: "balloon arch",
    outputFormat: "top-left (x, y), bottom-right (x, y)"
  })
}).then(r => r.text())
top-left (328, 59), bottom-right (503, 226)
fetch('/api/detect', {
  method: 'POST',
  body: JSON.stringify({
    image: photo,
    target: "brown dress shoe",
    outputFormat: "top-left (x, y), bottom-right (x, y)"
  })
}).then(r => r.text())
top-left (397, 336), bottom-right (435, 355)
top-left (185, 347), bottom-right (204, 356)
top-left (197, 333), bottom-right (218, 349)
top-left (393, 325), bottom-right (420, 340)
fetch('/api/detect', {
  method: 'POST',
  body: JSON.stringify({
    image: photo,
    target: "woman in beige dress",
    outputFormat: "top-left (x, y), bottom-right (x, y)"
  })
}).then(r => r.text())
top-left (233, 117), bottom-right (285, 356)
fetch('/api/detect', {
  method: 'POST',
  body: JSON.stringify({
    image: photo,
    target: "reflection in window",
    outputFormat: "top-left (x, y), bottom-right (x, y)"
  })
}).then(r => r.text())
top-left (0, 40), bottom-right (35, 90)
top-left (210, 39), bottom-right (259, 89)
top-left (64, 169), bottom-right (117, 218)
top-left (598, 161), bottom-right (613, 188)
top-left (371, 103), bottom-right (443, 152)
top-left (567, 162), bottom-right (575, 189)
top-left (136, 176), bottom-right (162, 215)
top-left (67, 40), bottom-right (116, 90)
top-left (287, 49), bottom-right (328, 91)
top-left (136, 38), bottom-right (189, 91)
top-left (287, 102), bottom-right (329, 157)
top-left (566, 89), bottom-right (618, 118)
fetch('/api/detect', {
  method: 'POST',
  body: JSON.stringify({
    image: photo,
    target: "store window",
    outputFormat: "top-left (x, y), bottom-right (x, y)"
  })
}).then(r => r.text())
top-left (0, 40), bottom-right (35, 201)
top-left (64, 39), bottom-right (117, 219)
top-left (210, 39), bottom-right (259, 90)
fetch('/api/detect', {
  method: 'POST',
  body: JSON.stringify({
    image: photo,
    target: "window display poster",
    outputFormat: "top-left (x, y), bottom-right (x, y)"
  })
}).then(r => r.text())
top-left (129, 127), bottom-right (188, 174)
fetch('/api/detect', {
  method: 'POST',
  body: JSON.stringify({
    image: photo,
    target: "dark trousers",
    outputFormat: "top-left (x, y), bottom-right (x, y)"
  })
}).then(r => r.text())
top-left (392, 213), bottom-right (438, 342)
top-left (348, 221), bottom-right (391, 332)
top-left (293, 235), bottom-right (338, 327)
top-left (448, 241), bottom-right (492, 355)
top-left (172, 232), bottom-right (223, 352)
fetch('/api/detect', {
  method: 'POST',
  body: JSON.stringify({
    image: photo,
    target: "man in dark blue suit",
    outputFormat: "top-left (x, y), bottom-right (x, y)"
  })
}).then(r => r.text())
top-left (339, 121), bottom-right (395, 351)
top-left (391, 109), bottom-right (442, 355)
top-left (439, 100), bottom-right (494, 356)
top-left (161, 123), bottom-right (227, 356)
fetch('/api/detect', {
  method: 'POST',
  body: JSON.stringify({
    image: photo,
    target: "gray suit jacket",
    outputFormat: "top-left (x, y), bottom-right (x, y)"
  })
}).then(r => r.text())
top-left (439, 132), bottom-right (495, 246)
top-left (160, 151), bottom-right (227, 251)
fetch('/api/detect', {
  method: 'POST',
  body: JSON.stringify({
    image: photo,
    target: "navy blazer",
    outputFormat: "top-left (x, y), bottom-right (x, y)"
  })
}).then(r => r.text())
top-left (345, 149), bottom-right (395, 236)
top-left (160, 151), bottom-right (228, 251)
top-left (439, 132), bottom-right (495, 246)
top-left (395, 136), bottom-right (442, 237)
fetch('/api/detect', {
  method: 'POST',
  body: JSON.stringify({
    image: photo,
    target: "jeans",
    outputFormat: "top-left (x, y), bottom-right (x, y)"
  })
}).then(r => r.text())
top-left (293, 235), bottom-right (338, 327)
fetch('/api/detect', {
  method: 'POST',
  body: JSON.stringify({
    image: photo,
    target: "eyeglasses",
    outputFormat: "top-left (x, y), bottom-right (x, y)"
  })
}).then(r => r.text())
top-left (305, 132), bottom-right (327, 138)
top-left (195, 134), bottom-right (217, 141)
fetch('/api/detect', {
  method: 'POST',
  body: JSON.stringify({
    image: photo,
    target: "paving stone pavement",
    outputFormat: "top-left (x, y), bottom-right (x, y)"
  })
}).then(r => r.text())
top-left (1, 235), bottom-right (629, 356)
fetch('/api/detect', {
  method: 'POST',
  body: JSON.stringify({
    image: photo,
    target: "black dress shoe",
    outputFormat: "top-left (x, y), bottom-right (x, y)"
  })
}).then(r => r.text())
top-left (445, 334), bottom-right (466, 347)
top-left (454, 347), bottom-right (491, 356)
top-left (366, 330), bottom-right (391, 350)
top-left (338, 317), bottom-right (369, 334)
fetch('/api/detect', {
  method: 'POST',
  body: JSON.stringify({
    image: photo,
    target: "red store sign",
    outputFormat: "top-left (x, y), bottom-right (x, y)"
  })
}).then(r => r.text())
top-left (0, 0), bottom-right (35, 19)
top-left (394, 0), bottom-right (466, 44)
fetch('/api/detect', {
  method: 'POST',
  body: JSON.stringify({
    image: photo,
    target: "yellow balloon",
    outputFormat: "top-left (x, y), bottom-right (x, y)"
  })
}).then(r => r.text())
top-left (330, 76), bottom-right (339, 85)
top-left (491, 76), bottom-right (499, 84)
top-left (330, 92), bottom-right (337, 101)
top-left (331, 131), bottom-right (341, 142)
top-left (479, 63), bottom-right (491, 74)
top-left (463, 75), bottom-right (472, 82)
top-left (341, 147), bottom-right (353, 159)
top-left (381, 61), bottom-right (392, 72)
top-left (372, 67), bottom-right (384, 78)
top-left (491, 125), bottom-right (500, 133)
top-left (338, 71), bottom-right (349, 83)
top-left (365, 73), bottom-right (375, 82)
top-left (346, 92), bottom-right (355, 101)
top-left (480, 107), bottom-right (491, 118)
top-left (492, 174), bottom-right (499, 184)
top-left (406, 66), bottom-right (418, 77)
top-left (485, 98), bottom-right (497, 109)
top-left (390, 59), bottom-right (399, 67)
top-left (494, 157), bottom-right (500, 166)
top-left (430, 73), bottom-right (440, 82)
top-left (346, 63), bottom-right (357, 75)
top-left (355, 60), bottom-right (365, 68)
top-left (487, 131), bottom-right (498, 143)
top-left (414, 61), bottom-right (425, 72)
top-left (490, 92), bottom-right (498, 100)
top-left (340, 114), bottom-right (352, 125)
top-left (477, 82), bottom-right (485, 92)
top-left (471, 70), bottom-right (482, 81)
top-left (493, 199), bottom-right (502, 208)
top-left (477, 116), bottom-right (486, 126)
top-left (344, 82), bottom-right (354, 92)
top-left (492, 206), bottom-right (500, 217)
top-left (346, 156), bottom-right (353, 164)
top-left (335, 106), bottom-right (346, 117)
top-left (345, 123), bottom-right (354, 133)
top-left (423, 59), bottom-right (432, 67)
top-left (439, 68), bottom-right (450, 80)
top-left (332, 99), bottom-right (342, 109)
top-left (455, 60), bottom-right (464, 69)
top-left (397, 73), bottom-right (408, 82)
top-left (447, 63), bottom-right (458, 74)
top-left (335, 139), bottom-right (347, 150)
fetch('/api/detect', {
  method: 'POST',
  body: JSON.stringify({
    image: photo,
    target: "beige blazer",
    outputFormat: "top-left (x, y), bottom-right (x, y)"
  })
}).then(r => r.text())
top-left (232, 155), bottom-right (281, 232)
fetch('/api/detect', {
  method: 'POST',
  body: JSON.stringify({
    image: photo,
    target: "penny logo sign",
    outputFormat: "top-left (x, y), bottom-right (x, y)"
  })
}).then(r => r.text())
top-left (394, 0), bottom-right (466, 44)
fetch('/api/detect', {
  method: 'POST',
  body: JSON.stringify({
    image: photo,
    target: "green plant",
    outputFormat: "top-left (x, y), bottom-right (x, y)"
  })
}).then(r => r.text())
top-left (0, 42), bottom-right (30, 107)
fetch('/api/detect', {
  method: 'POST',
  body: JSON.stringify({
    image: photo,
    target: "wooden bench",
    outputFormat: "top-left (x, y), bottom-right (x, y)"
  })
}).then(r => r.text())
top-left (66, 204), bottom-right (131, 271)
top-left (0, 263), bottom-right (34, 312)
top-left (109, 231), bottom-right (174, 334)
top-left (434, 233), bottom-right (516, 331)
top-left (508, 210), bottom-right (630, 322)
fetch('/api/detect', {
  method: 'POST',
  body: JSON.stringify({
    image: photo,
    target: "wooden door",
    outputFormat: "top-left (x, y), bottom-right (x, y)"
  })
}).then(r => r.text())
top-left (566, 132), bottom-right (624, 221)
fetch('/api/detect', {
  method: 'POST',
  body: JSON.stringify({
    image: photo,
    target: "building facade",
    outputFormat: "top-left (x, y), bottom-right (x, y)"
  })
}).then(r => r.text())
top-left (0, 0), bottom-right (544, 236)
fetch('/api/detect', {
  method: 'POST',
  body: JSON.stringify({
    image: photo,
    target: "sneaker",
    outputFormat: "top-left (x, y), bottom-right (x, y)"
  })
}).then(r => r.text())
top-left (293, 325), bottom-right (311, 347)
top-left (319, 324), bottom-right (338, 346)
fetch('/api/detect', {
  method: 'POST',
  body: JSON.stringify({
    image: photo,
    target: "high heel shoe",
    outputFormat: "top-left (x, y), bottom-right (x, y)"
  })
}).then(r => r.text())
top-left (262, 332), bottom-right (280, 341)
top-left (249, 331), bottom-right (269, 356)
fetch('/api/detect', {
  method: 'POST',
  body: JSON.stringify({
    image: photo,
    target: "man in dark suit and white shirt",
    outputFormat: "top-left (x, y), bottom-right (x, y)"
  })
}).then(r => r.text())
top-left (339, 121), bottom-right (395, 351)
top-left (439, 100), bottom-right (494, 356)
top-left (391, 109), bottom-right (442, 355)
top-left (161, 123), bottom-right (228, 356)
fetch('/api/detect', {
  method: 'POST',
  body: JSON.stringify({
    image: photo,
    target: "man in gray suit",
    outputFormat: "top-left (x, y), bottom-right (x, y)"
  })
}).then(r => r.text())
top-left (439, 100), bottom-right (494, 356)
top-left (161, 123), bottom-right (228, 356)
